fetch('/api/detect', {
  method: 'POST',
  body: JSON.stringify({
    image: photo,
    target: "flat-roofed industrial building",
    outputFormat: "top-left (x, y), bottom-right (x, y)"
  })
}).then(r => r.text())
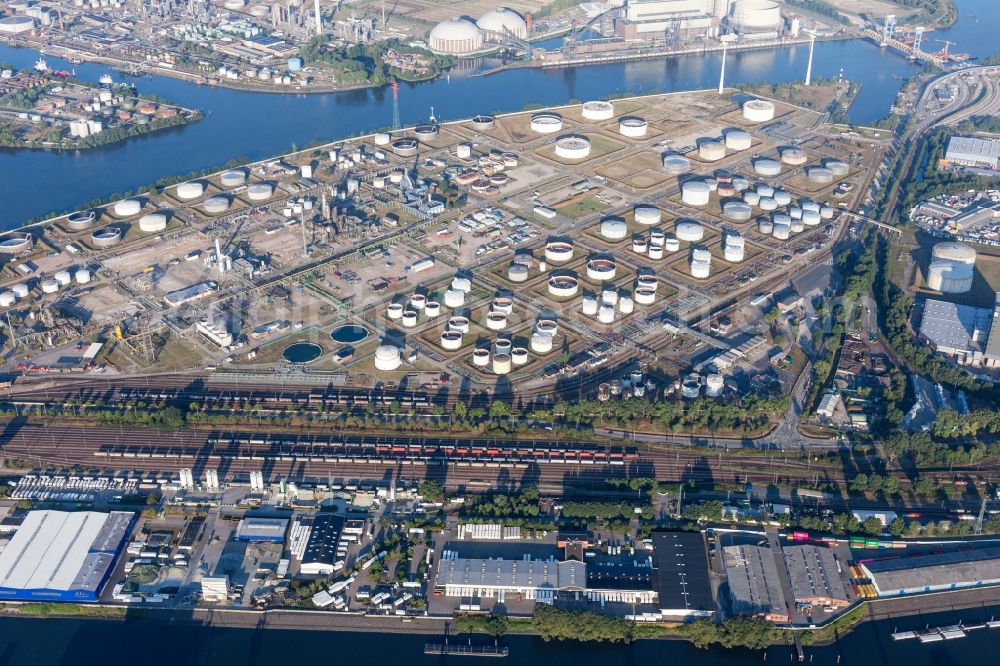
top-left (235, 517), bottom-right (289, 543)
top-left (300, 513), bottom-right (345, 576)
top-left (862, 547), bottom-right (1000, 597)
top-left (650, 531), bottom-right (715, 619)
top-left (434, 556), bottom-right (585, 603)
top-left (0, 510), bottom-right (134, 601)
top-left (722, 544), bottom-right (790, 622)
top-left (946, 136), bottom-right (1000, 170)
top-left (783, 544), bottom-right (850, 609)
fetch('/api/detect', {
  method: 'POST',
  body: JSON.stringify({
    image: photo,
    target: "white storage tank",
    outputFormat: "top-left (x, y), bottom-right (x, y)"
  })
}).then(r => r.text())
top-left (773, 190), bottom-right (792, 206)
top-left (743, 191), bottom-right (761, 206)
top-left (758, 218), bottom-right (774, 234)
top-left (634, 287), bottom-right (656, 305)
top-left (619, 117), bottom-right (647, 137)
top-left (619, 295), bottom-right (634, 314)
top-left (544, 241), bottom-right (574, 263)
top-left (457, 143), bottom-right (472, 159)
top-left (448, 316), bottom-right (471, 333)
top-left (723, 201), bottom-right (753, 222)
top-left (705, 374), bottom-right (725, 397)
top-left (425, 301), bottom-right (441, 317)
top-left (598, 305), bottom-right (615, 324)
top-left (698, 140), bottom-right (726, 162)
top-left (75, 269), bottom-right (91, 284)
top-left (772, 223), bottom-right (791, 240)
top-left (247, 183), bottom-right (274, 201)
top-left (41, 278), bottom-right (59, 294)
top-left (54, 270), bottom-right (72, 287)
top-left (807, 167), bottom-right (834, 184)
top-left (758, 197), bottom-right (778, 211)
top-left (113, 198), bottom-right (142, 217)
top-left (586, 258), bottom-right (617, 281)
top-left (581, 100), bottom-right (614, 120)
top-left (138, 213), bottom-right (168, 233)
top-left (493, 354), bottom-right (512, 375)
top-left (444, 289), bottom-right (466, 308)
top-left (681, 180), bottom-right (711, 207)
top-left (0, 291), bottom-right (15, 307)
top-left (472, 349), bottom-right (491, 367)
top-left (825, 160), bottom-right (850, 176)
top-left (202, 196), bottom-right (230, 215)
top-left (175, 181), bottom-right (205, 200)
top-left (387, 303), bottom-right (404, 319)
top-left (440, 331), bottom-right (463, 350)
top-left (511, 347), bottom-right (529, 366)
top-left (485, 311), bottom-right (508, 331)
top-left (401, 310), bottom-right (418, 328)
top-left (742, 99), bottom-right (775, 122)
top-left (582, 295), bottom-right (598, 315)
top-left (753, 158), bottom-right (781, 177)
top-left (634, 205), bottom-right (661, 225)
top-left (600, 217), bottom-right (628, 240)
top-left (725, 130), bottom-right (752, 151)
top-left (11, 283), bottom-right (28, 299)
top-left (780, 147), bottom-right (808, 165)
top-left (548, 276), bottom-right (579, 298)
top-left (662, 154), bottom-right (691, 174)
top-left (508, 263), bottom-right (529, 283)
top-left (220, 169), bottom-right (247, 187)
top-left (530, 332), bottom-right (553, 353)
top-left (530, 112), bottom-right (563, 134)
top-left (374, 345), bottom-right (402, 371)
top-left (676, 220), bottom-right (705, 242)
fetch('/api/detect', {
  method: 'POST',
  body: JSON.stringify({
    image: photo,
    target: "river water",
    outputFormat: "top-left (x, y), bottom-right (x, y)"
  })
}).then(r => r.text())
top-left (1, 1), bottom-right (995, 226)
top-left (2, 603), bottom-right (1000, 666)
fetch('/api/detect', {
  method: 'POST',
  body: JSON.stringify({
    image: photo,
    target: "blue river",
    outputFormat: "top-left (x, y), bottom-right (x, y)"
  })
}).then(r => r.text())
top-left (0, 0), bottom-right (994, 226)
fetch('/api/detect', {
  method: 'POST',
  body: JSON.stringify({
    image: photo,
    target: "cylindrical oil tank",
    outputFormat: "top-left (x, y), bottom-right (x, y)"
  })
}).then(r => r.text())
top-left (220, 169), bottom-right (246, 187)
top-left (600, 217), bottom-right (628, 240)
top-left (582, 295), bottom-right (598, 315)
top-left (11, 283), bottom-right (28, 299)
top-left (743, 191), bottom-right (761, 206)
top-left (485, 311), bottom-right (508, 331)
top-left (619, 295), bottom-right (634, 314)
top-left (754, 158), bottom-right (781, 176)
top-left (448, 316), bottom-right (471, 333)
top-left (773, 190), bottom-right (792, 206)
top-left (113, 198), bottom-right (142, 217)
top-left (139, 213), bottom-right (168, 233)
top-left (759, 197), bottom-right (778, 211)
top-left (247, 183), bottom-right (274, 201)
top-left (807, 167), bottom-right (834, 184)
top-left (41, 278), bottom-right (59, 294)
top-left (681, 180), bottom-right (710, 206)
top-left (758, 218), bottom-right (774, 234)
top-left (374, 345), bottom-right (402, 371)
top-left (634, 287), bottom-right (656, 305)
top-left (0, 292), bottom-right (16, 307)
top-left (530, 333), bottom-right (553, 353)
top-left (493, 354), bottom-right (512, 375)
top-left (175, 181), bottom-right (205, 200)
top-left (472, 349), bottom-right (490, 368)
top-left (825, 160), bottom-right (850, 176)
top-left (780, 148), bottom-right (808, 165)
top-left (75, 269), bottom-right (91, 284)
top-left (581, 100), bottom-right (614, 120)
top-left (544, 241), bottom-right (574, 263)
top-left (443, 289), bottom-right (465, 308)
top-left (511, 347), bottom-right (529, 366)
top-left (723, 201), bottom-right (753, 222)
top-left (676, 220), bottom-right (705, 242)
top-left (742, 99), bottom-right (775, 122)
top-left (508, 263), bottom-right (529, 283)
top-left (699, 140), bottom-right (726, 161)
top-left (772, 223), bottom-right (791, 240)
top-left (598, 305), bottom-right (615, 324)
top-left (425, 301), bottom-right (441, 317)
top-left (387, 303), bottom-right (404, 319)
top-left (634, 205), bottom-right (661, 225)
top-left (725, 130), bottom-right (752, 151)
top-left (440, 331), bottom-right (463, 350)
top-left (401, 310), bottom-right (418, 328)
top-left (619, 117), bottom-right (647, 137)
top-left (547, 276), bottom-right (579, 298)
top-left (705, 373), bottom-right (725, 397)
top-left (662, 153), bottom-right (691, 174)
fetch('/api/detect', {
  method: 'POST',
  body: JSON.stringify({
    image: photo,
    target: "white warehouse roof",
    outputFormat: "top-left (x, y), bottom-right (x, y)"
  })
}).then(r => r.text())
top-left (0, 510), bottom-right (133, 600)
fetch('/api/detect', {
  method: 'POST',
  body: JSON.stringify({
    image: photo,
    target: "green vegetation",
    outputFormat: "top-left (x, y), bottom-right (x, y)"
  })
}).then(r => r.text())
top-left (782, 0), bottom-right (848, 24)
top-left (418, 480), bottom-right (445, 502)
top-left (681, 618), bottom-right (782, 650)
top-left (300, 38), bottom-right (454, 85)
top-left (11, 603), bottom-right (127, 618)
top-left (532, 605), bottom-right (636, 643)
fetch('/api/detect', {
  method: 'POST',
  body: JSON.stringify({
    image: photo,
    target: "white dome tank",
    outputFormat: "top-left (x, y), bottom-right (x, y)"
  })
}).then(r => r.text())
top-left (374, 345), bottom-right (402, 371)
top-left (681, 180), bottom-right (711, 206)
top-left (175, 181), bottom-right (205, 200)
top-left (220, 169), bottom-right (247, 187)
top-left (113, 198), bottom-right (142, 217)
top-left (634, 205), bottom-right (661, 225)
top-left (75, 269), bottom-right (91, 284)
top-left (676, 220), bottom-right (705, 242)
top-left (600, 217), bottom-right (628, 240)
top-left (138, 213), bottom-right (168, 233)
top-left (725, 130), bottom-right (752, 151)
top-left (698, 141), bottom-right (726, 162)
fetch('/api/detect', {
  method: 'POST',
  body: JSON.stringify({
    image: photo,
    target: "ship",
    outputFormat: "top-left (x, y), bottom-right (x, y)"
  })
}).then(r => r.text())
top-left (33, 58), bottom-right (47, 72)
top-left (99, 73), bottom-right (114, 85)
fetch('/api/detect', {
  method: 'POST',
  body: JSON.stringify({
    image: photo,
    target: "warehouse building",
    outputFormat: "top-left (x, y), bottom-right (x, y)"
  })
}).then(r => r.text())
top-left (862, 547), bottom-right (1000, 597)
top-left (435, 555), bottom-right (585, 603)
top-left (918, 298), bottom-right (993, 365)
top-left (722, 545), bottom-right (789, 622)
top-left (650, 531), bottom-right (715, 618)
top-left (234, 517), bottom-right (289, 543)
top-left (585, 552), bottom-right (658, 604)
top-left (300, 513), bottom-right (345, 576)
top-left (783, 545), bottom-right (850, 609)
top-left (945, 136), bottom-right (1000, 170)
top-left (0, 510), bottom-right (134, 602)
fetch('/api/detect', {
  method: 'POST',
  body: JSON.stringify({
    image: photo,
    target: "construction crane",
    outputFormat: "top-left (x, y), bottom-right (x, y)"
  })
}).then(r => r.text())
top-left (935, 39), bottom-right (955, 59)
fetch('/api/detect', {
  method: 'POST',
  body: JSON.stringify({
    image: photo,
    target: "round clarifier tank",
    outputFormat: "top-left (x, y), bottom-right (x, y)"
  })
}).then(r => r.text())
top-left (330, 325), bottom-right (370, 344)
top-left (282, 342), bottom-right (322, 363)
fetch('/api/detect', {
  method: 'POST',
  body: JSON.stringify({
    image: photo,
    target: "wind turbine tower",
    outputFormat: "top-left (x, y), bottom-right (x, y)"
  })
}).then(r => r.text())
top-left (804, 31), bottom-right (816, 86)
top-left (717, 41), bottom-right (727, 95)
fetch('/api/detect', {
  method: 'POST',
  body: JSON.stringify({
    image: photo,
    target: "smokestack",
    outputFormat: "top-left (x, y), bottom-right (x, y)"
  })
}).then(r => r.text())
top-left (215, 238), bottom-right (224, 275)
top-left (805, 34), bottom-right (815, 86)
top-left (718, 41), bottom-right (727, 95)
top-left (313, 0), bottom-right (322, 35)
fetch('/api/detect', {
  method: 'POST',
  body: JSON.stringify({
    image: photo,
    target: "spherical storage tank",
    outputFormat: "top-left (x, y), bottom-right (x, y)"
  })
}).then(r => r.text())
top-left (530, 113), bottom-right (563, 134)
top-left (619, 117), bottom-right (647, 138)
top-left (581, 100), bottom-right (614, 121)
top-left (681, 180), bottom-right (711, 207)
top-left (374, 345), bottom-right (402, 372)
top-left (723, 201), bottom-right (753, 222)
top-left (676, 220), bottom-right (705, 243)
top-left (754, 158), bottom-right (781, 177)
top-left (554, 135), bottom-right (591, 160)
top-left (175, 181), bottom-right (205, 200)
top-left (139, 213), bottom-right (168, 233)
top-left (476, 7), bottom-right (527, 40)
top-left (113, 198), bottom-right (142, 217)
top-left (219, 169), bottom-right (247, 187)
top-left (699, 141), bottom-right (726, 162)
top-left (742, 99), bottom-right (775, 123)
top-left (927, 242), bottom-right (977, 293)
top-left (732, 0), bottom-right (781, 32)
top-left (725, 130), bottom-right (752, 151)
top-left (600, 217), bottom-right (628, 240)
top-left (429, 17), bottom-right (483, 54)
top-left (634, 205), bottom-right (661, 225)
